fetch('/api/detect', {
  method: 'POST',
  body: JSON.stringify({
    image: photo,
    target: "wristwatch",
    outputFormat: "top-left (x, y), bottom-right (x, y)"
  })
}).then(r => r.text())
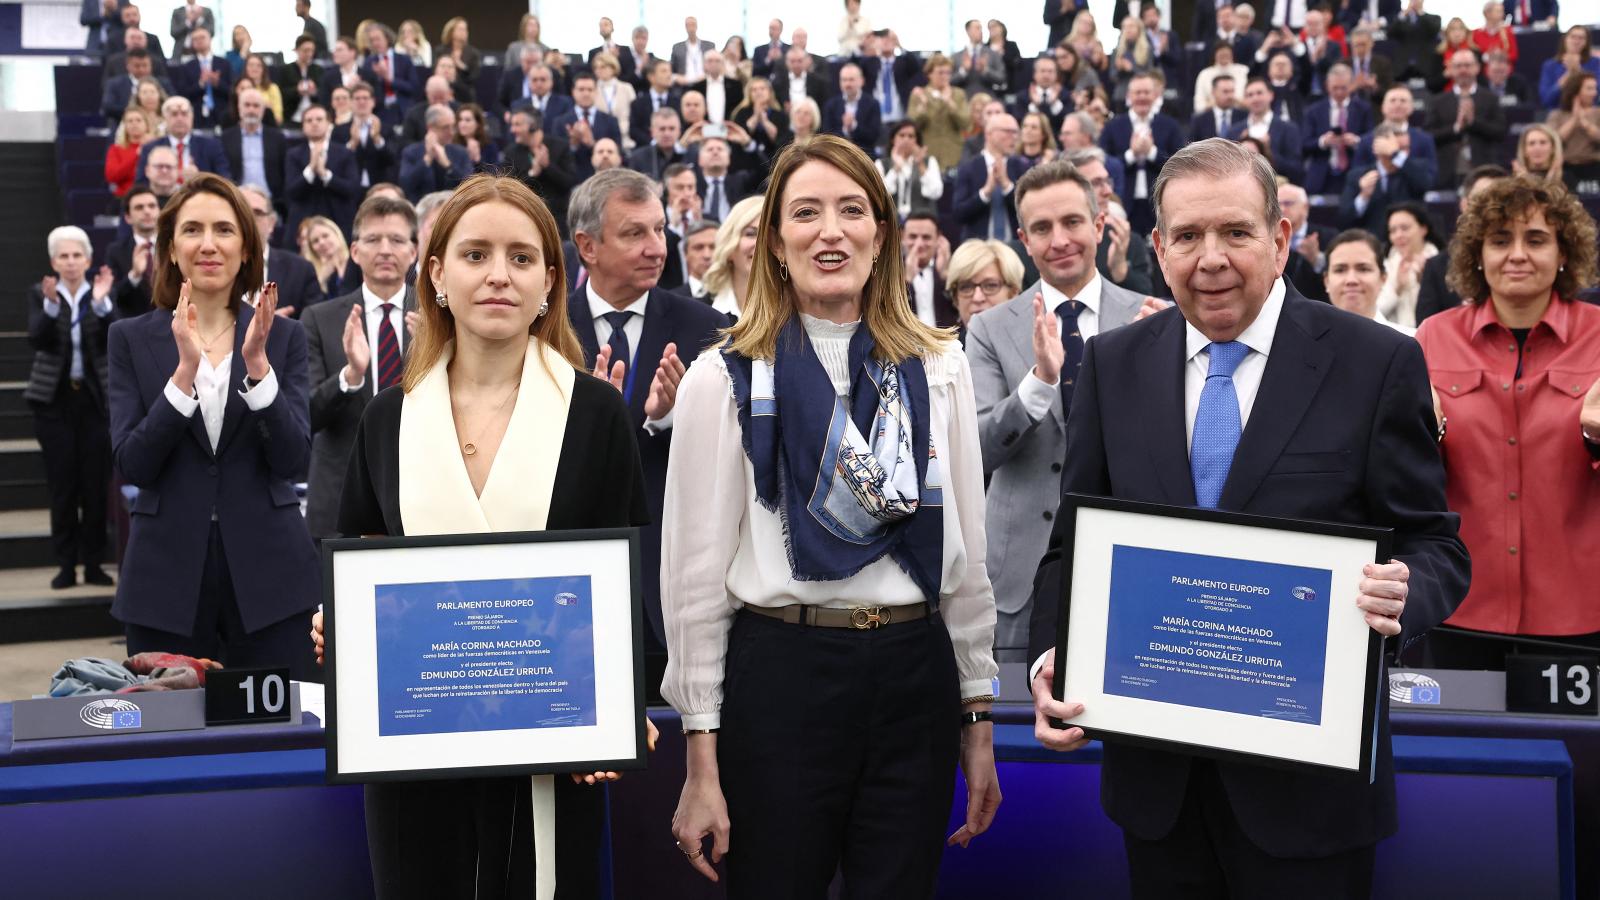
top-left (960, 710), bottom-right (994, 727)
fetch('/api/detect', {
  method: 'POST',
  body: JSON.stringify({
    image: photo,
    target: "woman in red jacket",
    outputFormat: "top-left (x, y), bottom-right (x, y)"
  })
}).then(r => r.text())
top-left (1416, 175), bottom-right (1600, 667)
top-left (104, 108), bottom-right (151, 197)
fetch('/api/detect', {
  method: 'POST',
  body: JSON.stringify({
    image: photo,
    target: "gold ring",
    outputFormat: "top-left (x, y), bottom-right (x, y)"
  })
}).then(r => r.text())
top-left (684, 847), bottom-right (703, 859)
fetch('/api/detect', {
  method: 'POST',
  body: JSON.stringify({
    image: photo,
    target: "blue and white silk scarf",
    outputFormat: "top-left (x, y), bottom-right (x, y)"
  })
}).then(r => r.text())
top-left (724, 317), bottom-right (944, 603)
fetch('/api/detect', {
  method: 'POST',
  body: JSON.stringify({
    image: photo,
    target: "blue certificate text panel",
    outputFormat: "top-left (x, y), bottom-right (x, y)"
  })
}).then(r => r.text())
top-left (374, 576), bottom-right (597, 737)
top-left (1103, 546), bottom-right (1331, 724)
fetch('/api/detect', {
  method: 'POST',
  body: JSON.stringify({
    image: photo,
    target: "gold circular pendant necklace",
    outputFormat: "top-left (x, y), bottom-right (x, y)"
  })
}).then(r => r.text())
top-left (460, 383), bottom-right (520, 457)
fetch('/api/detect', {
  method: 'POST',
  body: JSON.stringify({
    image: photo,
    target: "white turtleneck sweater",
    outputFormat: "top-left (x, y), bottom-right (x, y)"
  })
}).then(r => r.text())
top-left (801, 313), bottom-right (857, 395)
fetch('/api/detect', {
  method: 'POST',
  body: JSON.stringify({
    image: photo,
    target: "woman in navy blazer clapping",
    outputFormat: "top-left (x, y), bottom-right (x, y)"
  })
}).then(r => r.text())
top-left (107, 173), bottom-right (320, 679)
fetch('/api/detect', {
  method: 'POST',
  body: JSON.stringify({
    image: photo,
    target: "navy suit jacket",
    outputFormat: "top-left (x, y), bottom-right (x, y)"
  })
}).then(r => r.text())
top-left (1352, 127), bottom-right (1438, 192)
top-left (548, 107), bottom-right (623, 178)
top-left (359, 52), bottom-right (416, 122)
top-left (952, 153), bottom-right (1030, 242)
top-left (283, 141), bottom-right (360, 237)
top-left (173, 56), bottom-right (233, 128)
top-left (1301, 97), bottom-right (1374, 195)
top-left (267, 248), bottom-right (325, 317)
top-left (107, 306), bottom-right (320, 635)
top-left (629, 90), bottom-right (681, 149)
top-left (398, 142), bottom-right (472, 202)
top-left (1225, 117), bottom-right (1305, 185)
top-left (1509, 0), bottom-right (1557, 25)
top-left (566, 286), bottom-right (729, 643)
top-left (1188, 106), bottom-right (1240, 142)
top-left (821, 95), bottom-right (883, 157)
top-left (137, 134), bottom-right (232, 180)
top-left (1028, 284), bottom-right (1469, 858)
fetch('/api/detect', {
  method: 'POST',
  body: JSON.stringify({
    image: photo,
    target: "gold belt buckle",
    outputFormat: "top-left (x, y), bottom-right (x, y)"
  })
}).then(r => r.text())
top-left (850, 606), bottom-right (890, 629)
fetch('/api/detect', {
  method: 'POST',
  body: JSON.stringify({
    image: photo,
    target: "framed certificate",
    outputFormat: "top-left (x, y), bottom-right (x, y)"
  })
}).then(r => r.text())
top-left (322, 528), bottom-right (647, 784)
top-left (1052, 494), bottom-right (1391, 779)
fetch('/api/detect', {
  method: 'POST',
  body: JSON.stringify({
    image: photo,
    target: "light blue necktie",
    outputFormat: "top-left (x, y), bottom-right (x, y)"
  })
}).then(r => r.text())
top-left (1191, 341), bottom-right (1250, 508)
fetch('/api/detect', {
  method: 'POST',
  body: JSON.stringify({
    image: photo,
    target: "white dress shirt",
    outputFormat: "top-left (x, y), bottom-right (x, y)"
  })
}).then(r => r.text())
top-left (42, 282), bottom-right (114, 381)
top-left (910, 264), bottom-right (937, 326)
top-left (660, 333), bottom-right (1000, 730)
top-left (880, 154), bottom-right (945, 219)
top-left (703, 76), bottom-right (726, 123)
top-left (586, 283), bottom-right (672, 432)
top-left (164, 353), bottom-right (279, 452)
top-left (1182, 277), bottom-right (1284, 450)
top-left (1018, 273), bottom-right (1104, 420)
top-left (1029, 277), bottom-right (1284, 682)
top-left (339, 282), bottom-right (408, 392)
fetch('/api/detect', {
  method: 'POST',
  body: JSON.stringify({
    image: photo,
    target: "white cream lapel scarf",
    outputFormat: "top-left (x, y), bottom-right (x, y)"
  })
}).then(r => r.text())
top-left (398, 335), bottom-right (574, 900)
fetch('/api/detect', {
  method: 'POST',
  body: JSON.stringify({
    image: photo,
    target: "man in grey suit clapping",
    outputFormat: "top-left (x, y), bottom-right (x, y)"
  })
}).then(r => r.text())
top-left (965, 160), bottom-right (1155, 660)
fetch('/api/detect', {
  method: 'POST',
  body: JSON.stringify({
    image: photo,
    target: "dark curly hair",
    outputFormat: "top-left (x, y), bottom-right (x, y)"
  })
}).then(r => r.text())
top-left (1445, 175), bottom-right (1599, 302)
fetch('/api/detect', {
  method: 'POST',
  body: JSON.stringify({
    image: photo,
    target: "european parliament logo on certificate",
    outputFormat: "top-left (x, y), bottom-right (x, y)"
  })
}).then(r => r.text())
top-left (1052, 496), bottom-right (1390, 779)
top-left (321, 529), bottom-right (647, 783)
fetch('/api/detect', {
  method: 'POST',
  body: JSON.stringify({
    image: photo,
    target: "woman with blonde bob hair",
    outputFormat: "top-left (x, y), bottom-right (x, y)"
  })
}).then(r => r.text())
top-left (700, 196), bottom-right (763, 318)
top-left (945, 239), bottom-right (1025, 330)
top-left (317, 174), bottom-right (651, 897)
top-left (1415, 175), bottom-right (1600, 667)
top-left (664, 135), bottom-right (1001, 897)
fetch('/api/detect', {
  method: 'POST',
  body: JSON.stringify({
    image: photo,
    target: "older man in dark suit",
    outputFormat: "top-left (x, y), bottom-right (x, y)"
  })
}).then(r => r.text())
top-left (358, 22), bottom-right (415, 129)
top-left (302, 195), bottom-right (416, 537)
top-left (1030, 138), bottom-right (1468, 898)
top-left (222, 89), bottom-right (285, 204)
top-left (137, 96), bottom-right (231, 180)
top-left (1424, 49), bottom-right (1507, 187)
top-left (566, 168), bottom-right (727, 690)
top-left (1302, 64), bottom-right (1372, 196)
top-left (399, 104), bottom-right (472, 204)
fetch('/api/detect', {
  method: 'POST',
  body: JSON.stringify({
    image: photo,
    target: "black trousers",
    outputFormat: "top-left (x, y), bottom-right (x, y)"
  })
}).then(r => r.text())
top-left (31, 384), bottom-right (110, 569)
top-left (718, 609), bottom-right (961, 900)
top-left (1123, 760), bottom-right (1377, 900)
top-left (363, 776), bottom-right (605, 900)
top-left (123, 522), bottom-right (318, 681)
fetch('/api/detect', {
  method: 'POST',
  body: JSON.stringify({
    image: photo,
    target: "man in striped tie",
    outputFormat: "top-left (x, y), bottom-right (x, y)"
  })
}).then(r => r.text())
top-left (1026, 138), bottom-right (1468, 897)
top-left (302, 194), bottom-right (419, 538)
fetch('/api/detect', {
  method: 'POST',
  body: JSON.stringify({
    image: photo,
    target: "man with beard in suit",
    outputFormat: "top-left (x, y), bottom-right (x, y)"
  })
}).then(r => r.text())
top-left (222, 88), bottom-right (285, 203)
top-left (567, 168), bottom-right (727, 698)
top-left (302, 195), bottom-right (416, 538)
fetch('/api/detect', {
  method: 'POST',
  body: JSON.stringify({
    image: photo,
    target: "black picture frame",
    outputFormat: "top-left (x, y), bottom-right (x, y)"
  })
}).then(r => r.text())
top-left (1050, 493), bottom-right (1392, 780)
top-left (322, 527), bottom-right (647, 785)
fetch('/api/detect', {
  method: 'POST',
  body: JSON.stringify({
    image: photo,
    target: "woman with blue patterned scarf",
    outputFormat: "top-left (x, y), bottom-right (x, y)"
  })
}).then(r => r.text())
top-left (661, 134), bottom-right (1002, 899)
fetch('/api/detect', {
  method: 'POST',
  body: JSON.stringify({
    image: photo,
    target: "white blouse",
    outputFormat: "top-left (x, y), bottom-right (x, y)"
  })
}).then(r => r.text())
top-left (660, 324), bottom-right (1000, 731)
